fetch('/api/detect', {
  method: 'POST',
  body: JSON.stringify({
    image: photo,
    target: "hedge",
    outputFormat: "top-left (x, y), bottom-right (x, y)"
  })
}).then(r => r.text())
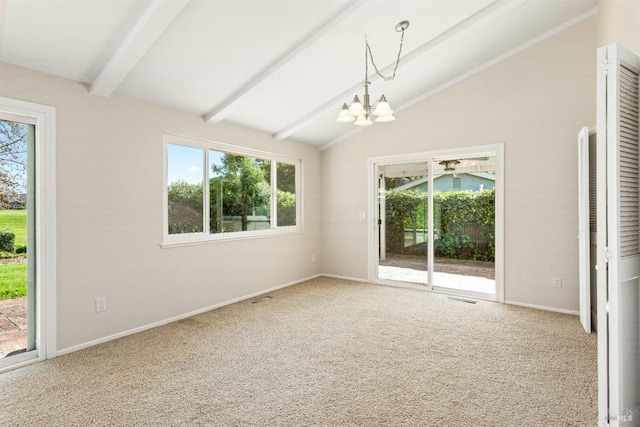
top-left (0, 229), bottom-right (16, 253)
top-left (385, 188), bottom-right (495, 261)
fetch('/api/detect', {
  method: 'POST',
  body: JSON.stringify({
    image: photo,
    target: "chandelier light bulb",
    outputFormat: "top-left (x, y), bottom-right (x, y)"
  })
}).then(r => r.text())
top-left (336, 103), bottom-right (356, 123)
top-left (373, 95), bottom-right (393, 116)
top-left (348, 95), bottom-right (365, 117)
top-left (354, 114), bottom-right (373, 127)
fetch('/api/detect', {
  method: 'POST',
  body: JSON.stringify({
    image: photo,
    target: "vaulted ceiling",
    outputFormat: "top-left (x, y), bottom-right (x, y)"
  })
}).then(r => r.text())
top-left (0, 0), bottom-right (597, 148)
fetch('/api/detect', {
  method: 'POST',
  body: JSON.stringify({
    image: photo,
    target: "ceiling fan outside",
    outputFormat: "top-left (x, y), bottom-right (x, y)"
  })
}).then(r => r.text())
top-left (439, 159), bottom-right (460, 171)
top-left (438, 157), bottom-right (490, 172)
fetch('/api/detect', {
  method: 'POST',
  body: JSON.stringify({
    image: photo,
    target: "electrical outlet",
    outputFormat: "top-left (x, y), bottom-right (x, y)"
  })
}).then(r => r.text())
top-left (311, 253), bottom-right (316, 262)
top-left (96, 297), bottom-right (107, 312)
top-left (552, 277), bottom-right (562, 288)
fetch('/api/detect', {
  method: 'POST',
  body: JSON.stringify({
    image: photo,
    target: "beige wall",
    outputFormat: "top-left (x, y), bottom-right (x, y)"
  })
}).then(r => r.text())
top-left (597, 0), bottom-right (640, 54)
top-left (0, 63), bottom-right (322, 351)
top-left (0, 12), bottom-right (606, 353)
top-left (321, 18), bottom-right (597, 312)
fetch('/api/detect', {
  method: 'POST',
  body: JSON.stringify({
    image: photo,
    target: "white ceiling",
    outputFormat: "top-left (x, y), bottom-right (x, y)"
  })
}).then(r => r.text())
top-left (0, 0), bottom-right (597, 148)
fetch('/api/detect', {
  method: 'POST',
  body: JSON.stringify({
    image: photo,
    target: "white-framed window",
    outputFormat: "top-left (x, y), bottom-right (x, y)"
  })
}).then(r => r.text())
top-left (162, 134), bottom-right (302, 246)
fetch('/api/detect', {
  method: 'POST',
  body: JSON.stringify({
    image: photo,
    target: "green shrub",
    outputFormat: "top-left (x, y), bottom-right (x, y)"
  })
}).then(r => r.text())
top-left (0, 229), bottom-right (16, 253)
top-left (435, 189), bottom-right (495, 261)
top-left (385, 190), bottom-right (425, 252)
top-left (435, 234), bottom-right (472, 258)
top-left (385, 188), bottom-right (495, 261)
top-left (168, 203), bottom-right (203, 234)
top-left (15, 245), bottom-right (27, 254)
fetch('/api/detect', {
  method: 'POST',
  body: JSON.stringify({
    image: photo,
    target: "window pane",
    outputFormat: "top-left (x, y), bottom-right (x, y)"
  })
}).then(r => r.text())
top-left (276, 162), bottom-right (296, 227)
top-left (167, 144), bottom-right (204, 234)
top-left (209, 150), bottom-right (271, 233)
top-left (0, 119), bottom-right (27, 209)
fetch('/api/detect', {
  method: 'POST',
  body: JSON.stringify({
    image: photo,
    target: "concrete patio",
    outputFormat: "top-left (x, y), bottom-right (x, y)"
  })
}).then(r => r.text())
top-left (378, 254), bottom-right (496, 295)
top-left (0, 297), bottom-right (26, 358)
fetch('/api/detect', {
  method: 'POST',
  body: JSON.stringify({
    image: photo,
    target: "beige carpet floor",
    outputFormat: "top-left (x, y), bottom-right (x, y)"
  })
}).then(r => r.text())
top-left (0, 277), bottom-right (597, 426)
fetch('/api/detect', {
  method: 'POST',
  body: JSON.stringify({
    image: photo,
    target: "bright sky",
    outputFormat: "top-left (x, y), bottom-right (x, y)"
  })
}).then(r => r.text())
top-left (167, 144), bottom-right (202, 185)
top-left (167, 144), bottom-right (225, 185)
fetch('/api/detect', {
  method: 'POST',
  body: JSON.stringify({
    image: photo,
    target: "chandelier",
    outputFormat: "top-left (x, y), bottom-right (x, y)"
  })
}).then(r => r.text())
top-left (336, 20), bottom-right (409, 126)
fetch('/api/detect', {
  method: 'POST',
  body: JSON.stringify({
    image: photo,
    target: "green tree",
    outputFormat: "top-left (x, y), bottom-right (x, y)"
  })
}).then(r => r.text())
top-left (210, 154), bottom-right (270, 232)
top-left (168, 180), bottom-right (203, 212)
top-left (263, 161), bottom-right (296, 193)
top-left (277, 189), bottom-right (296, 226)
top-left (274, 162), bottom-right (296, 226)
top-left (0, 120), bottom-right (27, 208)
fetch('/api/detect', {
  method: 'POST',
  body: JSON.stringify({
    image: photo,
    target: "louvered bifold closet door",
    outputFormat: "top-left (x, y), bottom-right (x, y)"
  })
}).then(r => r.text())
top-left (589, 132), bottom-right (597, 234)
top-left (597, 43), bottom-right (640, 427)
top-left (614, 59), bottom-right (640, 427)
top-left (618, 64), bottom-right (640, 259)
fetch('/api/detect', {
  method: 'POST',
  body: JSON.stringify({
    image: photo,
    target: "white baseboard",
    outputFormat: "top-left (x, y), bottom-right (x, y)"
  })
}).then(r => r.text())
top-left (56, 274), bottom-right (321, 357)
top-left (504, 300), bottom-right (579, 316)
top-left (320, 273), bottom-right (369, 283)
top-left (55, 275), bottom-right (579, 357)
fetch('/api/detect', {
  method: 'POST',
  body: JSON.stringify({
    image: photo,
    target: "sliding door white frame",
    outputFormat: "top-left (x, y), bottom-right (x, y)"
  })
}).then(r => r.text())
top-left (367, 143), bottom-right (504, 302)
top-left (0, 97), bottom-right (57, 373)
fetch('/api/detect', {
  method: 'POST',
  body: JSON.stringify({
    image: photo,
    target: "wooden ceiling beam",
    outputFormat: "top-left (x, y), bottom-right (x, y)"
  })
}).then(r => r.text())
top-left (203, 0), bottom-right (370, 124)
top-left (90, 0), bottom-right (190, 97)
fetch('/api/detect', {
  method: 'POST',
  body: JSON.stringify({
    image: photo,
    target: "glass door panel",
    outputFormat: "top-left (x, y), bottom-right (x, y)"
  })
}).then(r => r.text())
top-left (431, 156), bottom-right (496, 296)
top-left (0, 118), bottom-right (35, 358)
top-left (377, 162), bottom-right (430, 286)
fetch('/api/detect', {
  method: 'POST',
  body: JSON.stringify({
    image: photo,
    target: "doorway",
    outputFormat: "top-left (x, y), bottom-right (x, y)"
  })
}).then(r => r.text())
top-left (0, 97), bottom-right (56, 373)
top-left (0, 117), bottom-right (35, 359)
top-left (369, 145), bottom-right (504, 301)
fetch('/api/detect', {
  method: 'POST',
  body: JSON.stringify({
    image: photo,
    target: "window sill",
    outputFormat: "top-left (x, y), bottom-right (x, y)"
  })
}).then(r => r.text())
top-left (160, 228), bottom-right (304, 248)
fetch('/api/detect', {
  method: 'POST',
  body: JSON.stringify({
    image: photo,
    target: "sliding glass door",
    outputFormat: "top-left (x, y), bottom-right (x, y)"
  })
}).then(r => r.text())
top-left (370, 146), bottom-right (502, 300)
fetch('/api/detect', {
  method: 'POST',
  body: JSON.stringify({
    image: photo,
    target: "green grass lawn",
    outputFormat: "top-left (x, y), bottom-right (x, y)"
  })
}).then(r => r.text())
top-left (0, 262), bottom-right (26, 300)
top-left (0, 209), bottom-right (27, 299)
top-left (0, 209), bottom-right (27, 247)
